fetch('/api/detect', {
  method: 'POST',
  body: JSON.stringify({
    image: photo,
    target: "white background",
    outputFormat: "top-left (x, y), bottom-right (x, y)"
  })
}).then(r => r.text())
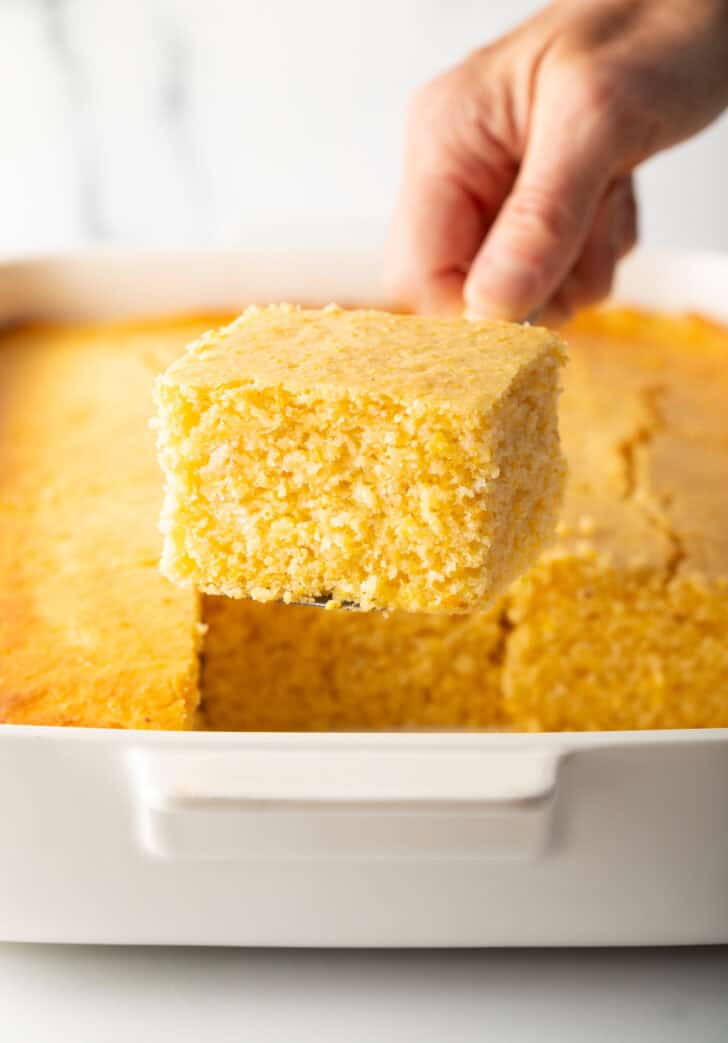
top-left (0, 0), bottom-right (727, 256)
top-left (0, 2), bottom-right (726, 1039)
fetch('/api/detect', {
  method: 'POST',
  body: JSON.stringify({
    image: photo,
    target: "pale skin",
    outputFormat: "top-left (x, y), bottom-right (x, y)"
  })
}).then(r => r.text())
top-left (386, 0), bottom-right (728, 322)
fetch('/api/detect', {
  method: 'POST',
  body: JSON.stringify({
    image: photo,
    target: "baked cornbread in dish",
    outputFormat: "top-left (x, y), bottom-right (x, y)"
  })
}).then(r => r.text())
top-left (202, 596), bottom-right (504, 730)
top-left (155, 304), bottom-right (567, 613)
top-left (0, 316), bottom-right (227, 729)
top-left (200, 308), bottom-right (728, 732)
top-left (2, 305), bottom-right (726, 733)
top-left (502, 309), bottom-right (728, 730)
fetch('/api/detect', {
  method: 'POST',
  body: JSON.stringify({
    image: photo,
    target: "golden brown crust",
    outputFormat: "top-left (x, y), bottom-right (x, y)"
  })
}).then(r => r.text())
top-left (200, 306), bottom-right (728, 733)
top-left (501, 307), bottom-right (728, 730)
top-left (0, 315), bottom-right (231, 729)
top-left (2, 305), bottom-right (725, 733)
top-left (156, 305), bottom-right (566, 612)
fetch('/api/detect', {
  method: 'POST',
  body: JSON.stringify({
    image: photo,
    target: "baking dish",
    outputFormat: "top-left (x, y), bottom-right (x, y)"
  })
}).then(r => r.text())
top-left (0, 247), bottom-right (726, 947)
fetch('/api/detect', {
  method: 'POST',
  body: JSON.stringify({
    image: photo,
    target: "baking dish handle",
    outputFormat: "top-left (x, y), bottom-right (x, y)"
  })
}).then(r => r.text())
top-left (129, 745), bottom-right (565, 861)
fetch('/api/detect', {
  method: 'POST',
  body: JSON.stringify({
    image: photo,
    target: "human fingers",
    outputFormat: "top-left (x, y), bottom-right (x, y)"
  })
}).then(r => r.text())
top-left (385, 171), bottom-right (487, 315)
top-left (384, 69), bottom-right (514, 314)
top-left (464, 72), bottom-right (623, 320)
top-left (539, 174), bottom-right (638, 324)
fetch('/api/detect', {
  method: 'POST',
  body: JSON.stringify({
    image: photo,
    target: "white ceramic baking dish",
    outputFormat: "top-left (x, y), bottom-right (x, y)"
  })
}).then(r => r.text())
top-left (1, 248), bottom-right (727, 947)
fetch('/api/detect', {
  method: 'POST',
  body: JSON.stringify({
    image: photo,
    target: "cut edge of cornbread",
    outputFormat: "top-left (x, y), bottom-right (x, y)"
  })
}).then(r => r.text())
top-left (0, 316), bottom-right (232, 731)
top-left (4, 305), bottom-right (724, 734)
top-left (155, 304), bottom-right (567, 613)
top-left (502, 549), bottom-right (728, 731)
top-left (199, 595), bottom-right (507, 731)
top-left (196, 305), bottom-right (728, 734)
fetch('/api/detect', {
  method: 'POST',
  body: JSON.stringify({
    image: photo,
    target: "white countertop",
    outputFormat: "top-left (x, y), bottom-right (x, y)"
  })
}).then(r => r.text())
top-left (1, 945), bottom-right (726, 1043)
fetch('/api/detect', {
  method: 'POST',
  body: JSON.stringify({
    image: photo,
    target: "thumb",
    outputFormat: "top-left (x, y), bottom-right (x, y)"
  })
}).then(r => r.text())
top-left (464, 76), bottom-right (619, 320)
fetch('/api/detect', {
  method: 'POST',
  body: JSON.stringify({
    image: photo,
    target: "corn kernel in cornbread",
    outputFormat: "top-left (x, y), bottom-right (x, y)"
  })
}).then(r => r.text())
top-left (156, 304), bottom-right (567, 613)
top-left (0, 316), bottom-right (227, 729)
top-left (202, 596), bottom-right (504, 730)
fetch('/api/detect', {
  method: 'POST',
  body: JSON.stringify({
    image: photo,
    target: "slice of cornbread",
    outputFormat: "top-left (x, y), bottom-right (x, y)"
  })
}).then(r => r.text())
top-left (201, 596), bottom-right (504, 731)
top-left (200, 308), bottom-right (728, 733)
top-left (504, 557), bottom-right (728, 730)
top-left (502, 309), bottom-right (728, 731)
top-left (0, 316), bottom-right (227, 729)
top-left (155, 304), bottom-right (567, 613)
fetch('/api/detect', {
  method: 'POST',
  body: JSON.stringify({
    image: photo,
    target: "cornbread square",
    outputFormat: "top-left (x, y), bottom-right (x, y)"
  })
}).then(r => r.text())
top-left (504, 555), bottom-right (728, 731)
top-left (501, 309), bottom-right (728, 731)
top-left (0, 316), bottom-right (227, 729)
top-left (201, 596), bottom-right (505, 731)
top-left (199, 307), bottom-right (728, 734)
top-left (156, 304), bottom-right (567, 613)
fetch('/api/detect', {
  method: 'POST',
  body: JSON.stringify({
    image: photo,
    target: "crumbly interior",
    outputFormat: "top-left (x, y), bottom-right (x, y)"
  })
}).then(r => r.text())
top-left (500, 308), bottom-right (728, 730)
top-left (156, 304), bottom-right (566, 612)
top-left (0, 315), bottom-right (228, 729)
top-left (2, 306), bottom-right (725, 733)
top-left (504, 557), bottom-right (728, 730)
top-left (202, 597), bottom-right (503, 730)
top-left (201, 308), bottom-right (728, 732)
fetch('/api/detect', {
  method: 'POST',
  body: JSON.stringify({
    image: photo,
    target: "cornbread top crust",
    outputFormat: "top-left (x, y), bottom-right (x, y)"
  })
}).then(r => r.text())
top-left (162, 303), bottom-right (566, 412)
top-left (0, 315), bottom-right (228, 729)
top-left (499, 307), bottom-right (728, 731)
top-left (557, 308), bottom-right (728, 578)
top-left (156, 303), bottom-right (567, 613)
top-left (199, 306), bottom-right (728, 733)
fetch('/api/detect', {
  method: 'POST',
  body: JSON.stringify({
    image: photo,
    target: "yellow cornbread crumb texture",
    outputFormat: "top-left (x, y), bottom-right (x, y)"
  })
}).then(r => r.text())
top-left (504, 555), bottom-right (728, 730)
top-left (202, 596), bottom-right (503, 730)
top-left (3, 306), bottom-right (726, 733)
top-left (201, 308), bottom-right (728, 732)
top-left (156, 304), bottom-right (566, 613)
top-left (0, 315), bottom-right (231, 729)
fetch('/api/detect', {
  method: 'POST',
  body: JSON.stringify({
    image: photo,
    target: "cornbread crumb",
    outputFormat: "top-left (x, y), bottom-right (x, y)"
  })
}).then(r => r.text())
top-left (156, 305), bottom-right (566, 613)
top-left (202, 596), bottom-right (504, 730)
top-left (201, 307), bottom-right (728, 733)
top-left (0, 316), bottom-right (228, 729)
top-left (577, 514), bottom-right (596, 536)
top-left (4, 306), bottom-right (725, 734)
top-left (504, 556), bottom-right (728, 730)
top-left (500, 307), bottom-right (728, 730)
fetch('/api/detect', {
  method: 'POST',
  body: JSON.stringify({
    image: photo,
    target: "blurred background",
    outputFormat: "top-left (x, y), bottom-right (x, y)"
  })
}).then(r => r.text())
top-left (1, 0), bottom-right (727, 258)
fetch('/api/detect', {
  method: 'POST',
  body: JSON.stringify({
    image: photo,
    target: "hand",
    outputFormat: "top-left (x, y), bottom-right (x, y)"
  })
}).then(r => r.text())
top-left (386, 0), bottom-right (728, 322)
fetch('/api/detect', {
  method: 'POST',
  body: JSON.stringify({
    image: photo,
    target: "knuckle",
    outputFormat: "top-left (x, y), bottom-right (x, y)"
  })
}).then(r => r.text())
top-left (553, 63), bottom-right (625, 145)
top-left (554, 59), bottom-right (664, 157)
top-left (572, 66), bottom-right (619, 123)
top-left (408, 71), bottom-right (459, 126)
top-left (509, 186), bottom-right (582, 254)
top-left (407, 63), bottom-right (494, 165)
top-left (547, 48), bottom-right (635, 130)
